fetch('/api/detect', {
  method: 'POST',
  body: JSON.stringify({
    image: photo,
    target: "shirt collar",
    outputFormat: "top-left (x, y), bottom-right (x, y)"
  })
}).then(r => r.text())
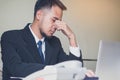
top-left (29, 24), bottom-right (45, 44)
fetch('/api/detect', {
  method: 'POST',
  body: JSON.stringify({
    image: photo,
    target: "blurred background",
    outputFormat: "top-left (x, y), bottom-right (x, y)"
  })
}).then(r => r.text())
top-left (0, 1), bottom-right (120, 78)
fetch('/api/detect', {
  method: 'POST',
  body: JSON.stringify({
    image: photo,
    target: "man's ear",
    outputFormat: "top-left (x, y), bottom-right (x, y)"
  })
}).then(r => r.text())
top-left (36, 10), bottom-right (43, 21)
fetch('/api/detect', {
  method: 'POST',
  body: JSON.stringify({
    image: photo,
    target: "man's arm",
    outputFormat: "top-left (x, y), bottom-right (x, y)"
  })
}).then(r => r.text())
top-left (55, 20), bottom-right (77, 47)
top-left (54, 20), bottom-right (83, 64)
top-left (54, 21), bottom-right (95, 77)
top-left (54, 20), bottom-right (81, 57)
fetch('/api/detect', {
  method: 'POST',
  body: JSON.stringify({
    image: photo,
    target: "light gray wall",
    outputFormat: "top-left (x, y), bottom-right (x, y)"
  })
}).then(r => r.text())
top-left (61, 0), bottom-right (120, 71)
top-left (0, 0), bottom-right (120, 72)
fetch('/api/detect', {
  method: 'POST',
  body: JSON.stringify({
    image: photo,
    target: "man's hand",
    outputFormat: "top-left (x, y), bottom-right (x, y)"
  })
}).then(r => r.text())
top-left (85, 70), bottom-right (95, 77)
top-left (54, 20), bottom-right (77, 47)
top-left (54, 20), bottom-right (73, 39)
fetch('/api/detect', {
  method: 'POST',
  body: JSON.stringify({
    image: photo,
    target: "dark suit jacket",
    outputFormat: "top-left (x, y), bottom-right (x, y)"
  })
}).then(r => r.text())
top-left (1, 23), bottom-right (83, 80)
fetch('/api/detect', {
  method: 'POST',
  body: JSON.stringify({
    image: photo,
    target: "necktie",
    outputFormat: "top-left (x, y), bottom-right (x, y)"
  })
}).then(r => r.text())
top-left (37, 41), bottom-right (44, 63)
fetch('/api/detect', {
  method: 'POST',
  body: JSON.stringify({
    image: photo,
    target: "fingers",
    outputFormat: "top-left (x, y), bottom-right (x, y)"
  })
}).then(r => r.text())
top-left (54, 20), bottom-right (66, 31)
top-left (85, 70), bottom-right (95, 77)
top-left (54, 20), bottom-right (73, 37)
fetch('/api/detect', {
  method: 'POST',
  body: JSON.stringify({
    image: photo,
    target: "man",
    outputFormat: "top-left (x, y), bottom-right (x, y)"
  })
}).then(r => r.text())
top-left (1, 0), bottom-right (87, 80)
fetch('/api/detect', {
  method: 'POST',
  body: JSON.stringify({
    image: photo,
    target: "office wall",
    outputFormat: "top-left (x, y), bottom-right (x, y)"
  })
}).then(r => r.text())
top-left (61, 0), bottom-right (120, 71)
top-left (0, 0), bottom-right (120, 72)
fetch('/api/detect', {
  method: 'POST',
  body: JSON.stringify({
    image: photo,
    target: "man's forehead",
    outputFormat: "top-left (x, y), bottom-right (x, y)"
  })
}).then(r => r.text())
top-left (51, 5), bottom-right (63, 19)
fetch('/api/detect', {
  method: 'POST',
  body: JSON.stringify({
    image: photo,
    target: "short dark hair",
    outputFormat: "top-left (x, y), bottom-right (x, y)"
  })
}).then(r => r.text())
top-left (34, 0), bottom-right (67, 18)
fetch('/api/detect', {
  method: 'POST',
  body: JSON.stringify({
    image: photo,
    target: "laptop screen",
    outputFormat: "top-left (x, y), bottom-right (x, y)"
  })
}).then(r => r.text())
top-left (95, 40), bottom-right (120, 80)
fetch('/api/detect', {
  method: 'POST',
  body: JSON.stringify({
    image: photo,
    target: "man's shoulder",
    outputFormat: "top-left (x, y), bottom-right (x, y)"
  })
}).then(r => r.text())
top-left (1, 29), bottom-right (23, 41)
top-left (2, 29), bottom-right (21, 36)
top-left (1, 23), bottom-right (30, 38)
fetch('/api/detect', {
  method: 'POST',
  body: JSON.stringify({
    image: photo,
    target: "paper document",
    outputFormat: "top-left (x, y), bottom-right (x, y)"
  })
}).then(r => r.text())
top-left (23, 60), bottom-right (87, 80)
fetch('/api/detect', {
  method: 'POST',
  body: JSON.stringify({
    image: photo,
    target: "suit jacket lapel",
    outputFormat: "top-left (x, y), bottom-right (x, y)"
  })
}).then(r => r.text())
top-left (44, 39), bottom-right (55, 64)
top-left (22, 24), bottom-right (42, 63)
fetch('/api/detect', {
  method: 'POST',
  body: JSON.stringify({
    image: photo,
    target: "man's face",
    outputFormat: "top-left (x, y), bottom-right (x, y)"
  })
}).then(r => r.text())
top-left (38, 5), bottom-right (63, 38)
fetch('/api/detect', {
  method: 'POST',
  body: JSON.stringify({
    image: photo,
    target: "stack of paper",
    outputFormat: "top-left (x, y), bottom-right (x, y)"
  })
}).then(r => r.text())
top-left (23, 60), bottom-right (87, 80)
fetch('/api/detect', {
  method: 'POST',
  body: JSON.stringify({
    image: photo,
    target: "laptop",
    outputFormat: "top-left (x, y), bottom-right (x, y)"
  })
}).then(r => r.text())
top-left (95, 40), bottom-right (120, 80)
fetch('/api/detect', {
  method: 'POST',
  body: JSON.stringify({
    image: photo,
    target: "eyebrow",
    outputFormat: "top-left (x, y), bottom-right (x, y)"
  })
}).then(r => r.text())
top-left (53, 17), bottom-right (61, 21)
